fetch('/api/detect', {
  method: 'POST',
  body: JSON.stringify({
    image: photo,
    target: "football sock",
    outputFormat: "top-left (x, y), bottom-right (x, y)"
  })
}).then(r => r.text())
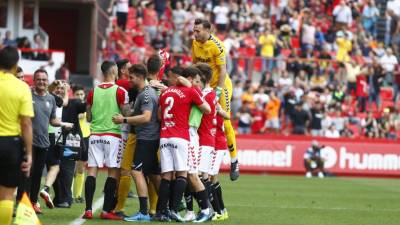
top-left (184, 186), bottom-right (193, 211)
top-left (193, 189), bottom-right (209, 211)
top-left (114, 175), bottom-right (131, 212)
top-left (0, 200), bottom-right (14, 225)
top-left (103, 177), bottom-right (117, 212)
top-left (168, 179), bottom-right (175, 210)
top-left (73, 173), bottom-right (85, 198)
top-left (224, 119), bottom-right (237, 160)
top-left (210, 183), bottom-right (222, 214)
top-left (139, 197), bottom-right (148, 215)
top-left (84, 176), bottom-right (96, 211)
top-left (156, 179), bottom-right (170, 213)
top-left (214, 182), bottom-right (225, 210)
top-left (172, 176), bottom-right (187, 212)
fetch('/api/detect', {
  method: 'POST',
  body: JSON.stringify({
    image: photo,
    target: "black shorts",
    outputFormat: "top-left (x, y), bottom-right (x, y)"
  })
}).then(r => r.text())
top-left (80, 137), bottom-right (89, 161)
top-left (0, 136), bottom-right (23, 187)
top-left (47, 133), bottom-right (61, 167)
top-left (132, 139), bottom-right (160, 174)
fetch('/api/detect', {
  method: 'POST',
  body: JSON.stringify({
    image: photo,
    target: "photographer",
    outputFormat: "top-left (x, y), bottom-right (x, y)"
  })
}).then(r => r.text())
top-left (303, 141), bottom-right (325, 178)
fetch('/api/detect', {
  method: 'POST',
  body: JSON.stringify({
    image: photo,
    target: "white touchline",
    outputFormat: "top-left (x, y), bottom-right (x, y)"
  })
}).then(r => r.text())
top-left (69, 196), bottom-right (104, 225)
top-left (229, 204), bottom-right (400, 212)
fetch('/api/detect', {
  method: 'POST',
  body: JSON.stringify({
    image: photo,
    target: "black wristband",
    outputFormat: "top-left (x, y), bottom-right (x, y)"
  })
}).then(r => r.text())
top-left (123, 118), bottom-right (128, 123)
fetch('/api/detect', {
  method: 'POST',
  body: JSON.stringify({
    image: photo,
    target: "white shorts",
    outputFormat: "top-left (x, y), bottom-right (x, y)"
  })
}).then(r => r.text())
top-left (160, 137), bottom-right (190, 173)
top-left (209, 150), bottom-right (228, 176)
top-left (188, 127), bottom-right (200, 174)
top-left (265, 118), bottom-right (280, 129)
top-left (198, 146), bottom-right (214, 174)
top-left (88, 135), bottom-right (123, 168)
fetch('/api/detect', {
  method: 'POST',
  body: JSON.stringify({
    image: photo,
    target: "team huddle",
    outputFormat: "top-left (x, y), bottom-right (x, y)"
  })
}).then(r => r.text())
top-left (81, 18), bottom-right (240, 222)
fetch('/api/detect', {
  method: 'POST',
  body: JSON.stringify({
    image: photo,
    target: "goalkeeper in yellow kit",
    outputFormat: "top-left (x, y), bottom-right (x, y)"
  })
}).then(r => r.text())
top-left (192, 18), bottom-right (239, 181)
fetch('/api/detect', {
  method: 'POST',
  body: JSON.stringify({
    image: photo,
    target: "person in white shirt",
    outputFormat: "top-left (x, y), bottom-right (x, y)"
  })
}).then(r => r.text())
top-left (387, 0), bottom-right (400, 17)
top-left (172, 1), bottom-right (187, 31)
top-left (224, 31), bottom-right (240, 74)
top-left (108, 0), bottom-right (129, 31)
top-left (333, 0), bottom-right (353, 28)
top-left (324, 124), bottom-right (340, 138)
top-left (380, 48), bottom-right (399, 85)
top-left (213, 2), bottom-right (229, 32)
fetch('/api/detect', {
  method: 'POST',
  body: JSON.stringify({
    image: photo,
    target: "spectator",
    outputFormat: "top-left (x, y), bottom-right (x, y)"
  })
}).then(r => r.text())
top-left (261, 91), bottom-right (281, 133)
top-left (377, 108), bottom-right (397, 139)
top-left (301, 20), bottom-right (316, 52)
top-left (379, 48), bottom-right (398, 85)
top-left (340, 121), bottom-right (355, 138)
top-left (324, 123), bottom-right (340, 138)
top-left (237, 102), bottom-right (253, 134)
top-left (361, 111), bottom-right (379, 138)
top-left (356, 70), bottom-right (369, 112)
top-left (143, 2), bottom-right (158, 42)
top-left (32, 34), bottom-right (49, 60)
top-left (333, 0), bottom-right (353, 29)
top-left (362, 0), bottom-right (379, 36)
top-left (213, 1), bottom-right (230, 33)
top-left (18, 37), bottom-right (34, 59)
top-left (2, 30), bottom-right (17, 47)
top-left (335, 31), bottom-right (352, 62)
top-left (290, 103), bottom-right (310, 135)
top-left (310, 102), bottom-right (324, 136)
top-left (368, 59), bottom-right (384, 110)
top-left (172, 1), bottom-right (187, 31)
top-left (109, 0), bottom-right (129, 31)
top-left (259, 28), bottom-right (277, 72)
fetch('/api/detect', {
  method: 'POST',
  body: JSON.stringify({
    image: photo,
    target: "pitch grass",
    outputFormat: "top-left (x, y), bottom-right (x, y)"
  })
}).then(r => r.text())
top-left (35, 173), bottom-right (400, 225)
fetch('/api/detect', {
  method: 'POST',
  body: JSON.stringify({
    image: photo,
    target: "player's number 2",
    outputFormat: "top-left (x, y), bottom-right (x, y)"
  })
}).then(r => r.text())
top-left (164, 97), bottom-right (174, 119)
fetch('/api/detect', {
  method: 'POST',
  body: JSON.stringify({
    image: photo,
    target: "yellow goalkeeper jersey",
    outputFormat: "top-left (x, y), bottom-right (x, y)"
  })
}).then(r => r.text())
top-left (192, 34), bottom-right (230, 88)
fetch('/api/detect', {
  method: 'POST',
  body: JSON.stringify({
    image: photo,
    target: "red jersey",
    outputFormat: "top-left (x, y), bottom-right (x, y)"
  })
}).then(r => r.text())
top-left (198, 88), bottom-right (217, 147)
top-left (215, 115), bottom-right (227, 151)
top-left (160, 86), bottom-right (204, 140)
top-left (116, 78), bottom-right (131, 92)
top-left (87, 83), bottom-right (128, 107)
top-left (356, 75), bottom-right (368, 97)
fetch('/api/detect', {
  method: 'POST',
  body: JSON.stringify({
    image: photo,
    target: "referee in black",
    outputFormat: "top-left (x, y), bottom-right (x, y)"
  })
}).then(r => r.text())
top-left (0, 46), bottom-right (34, 224)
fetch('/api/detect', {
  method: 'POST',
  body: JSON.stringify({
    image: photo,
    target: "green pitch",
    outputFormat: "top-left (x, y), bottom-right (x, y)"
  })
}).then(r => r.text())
top-left (35, 173), bottom-right (400, 225)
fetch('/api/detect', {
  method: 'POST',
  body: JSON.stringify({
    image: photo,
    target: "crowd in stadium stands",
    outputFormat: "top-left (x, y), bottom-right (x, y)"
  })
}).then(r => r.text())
top-left (1, 30), bottom-right (49, 60)
top-left (103, 0), bottom-right (400, 139)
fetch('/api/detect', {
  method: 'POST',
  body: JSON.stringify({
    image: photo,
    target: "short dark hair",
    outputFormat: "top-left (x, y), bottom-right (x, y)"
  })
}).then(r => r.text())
top-left (0, 46), bottom-right (19, 70)
top-left (72, 85), bottom-right (84, 93)
top-left (195, 63), bottom-right (212, 84)
top-left (17, 66), bottom-right (23, 73)
top-left (194, 18), bottom-right (211, 29)
top-left (129, 63), bottom-right (148, 79)
top-left (147, 54), bottom-right (162, 75)
top-left (101, 60), bottom-right (117, 75)
top-left (170, 66), bottom-right (183, 76)
top-left (33, 68), bottom-right (48, 79)
top-left (181, 66), bottom-right (201, 79)
top-left (116, 59), bottom-right (129, 76)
